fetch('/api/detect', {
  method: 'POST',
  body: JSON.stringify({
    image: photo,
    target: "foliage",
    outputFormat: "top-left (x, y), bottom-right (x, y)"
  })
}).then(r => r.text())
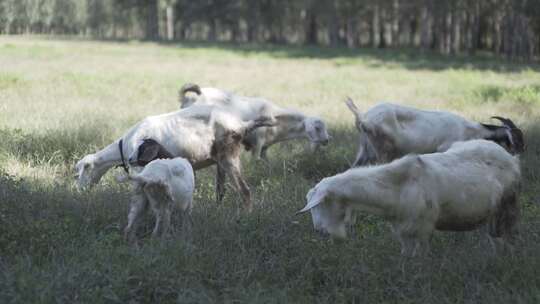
top-left (0, 0), bottom-right (539, 59)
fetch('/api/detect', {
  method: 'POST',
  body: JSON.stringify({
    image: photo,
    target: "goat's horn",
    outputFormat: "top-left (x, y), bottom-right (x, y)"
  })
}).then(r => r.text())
top-left (491, 116), bottom-right (517, 129)
top-left (179, 83), bottom-right (202, 96)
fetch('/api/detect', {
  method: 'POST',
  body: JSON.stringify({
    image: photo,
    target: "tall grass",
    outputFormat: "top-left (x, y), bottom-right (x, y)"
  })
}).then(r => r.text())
top-left (1, 37), bottom-right (539, 303)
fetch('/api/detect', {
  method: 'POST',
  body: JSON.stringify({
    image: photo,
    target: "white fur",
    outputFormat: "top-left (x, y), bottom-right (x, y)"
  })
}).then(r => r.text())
top-left (299, 139), bottom-right (521, 256)
top-left (75, 105), bottom-right (251, 189)
top-left (124, 158), bottom-right (195, 243)
top-left (75, 105), bottom-right (269, 212)
top-left (181, 86), bottom-right (330, 159)
top-left (346, 100), bottom-right (507, 166)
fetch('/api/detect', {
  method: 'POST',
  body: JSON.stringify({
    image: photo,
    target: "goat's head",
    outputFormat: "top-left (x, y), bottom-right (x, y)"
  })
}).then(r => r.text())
top-left (74, 154), bottom-right (106, 190)
top-left (128, 138), bottom-right (174, 167)
top-left (304, 117), bottom-right (330, 148)
top-left (492, 116), bottom-right (525, 154)
top-left (179, 83), bottom-right (202, 108)
top-left (298, 186), bottom-right (347, 239)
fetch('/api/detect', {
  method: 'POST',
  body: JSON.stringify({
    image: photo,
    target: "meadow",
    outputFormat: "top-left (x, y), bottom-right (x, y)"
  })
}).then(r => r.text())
top-left (1, 36), bottom-right (540, 303)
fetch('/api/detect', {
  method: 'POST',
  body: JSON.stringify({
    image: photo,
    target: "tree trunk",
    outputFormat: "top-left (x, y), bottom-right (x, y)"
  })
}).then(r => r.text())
top-left (420, 0), bottom-right (432, 50)
top-left (166, 5), bottom-right (174, 41)
top-left (468, 2), bottom-right (481, 55)
top-left (391, 0), bottom-right (400, 47)
top-left (346, 17), bottom-right (358, 48)
top-left (380, 6), bottom-right (388, 48)
top-left (328, 1), bottom-right (340, 46)
top-left (246, 0), bottom-right (259, 42)
top-left (451, 8), bottom-right (461, 54)
top-left (371, 3), bottom-right (380, 47)
top-left (305, 10), bottom-right (318, 45)
top-left (145, 0), bottom-right (159, 40)
top-left (208, 18), bottom-right (217, 41)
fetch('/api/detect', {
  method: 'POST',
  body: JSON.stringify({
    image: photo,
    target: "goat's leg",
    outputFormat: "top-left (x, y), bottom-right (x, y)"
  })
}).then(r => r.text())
top-left (259, 146), bottom-right (269, 160)
top-left (352, 135), bottom-right (378, 167)
top-left (252, 141), bottom-right (264, 160)
top-left (162, 208), bottom-right (172, 238)
top-left (181, 205), bottom-right (193, 242)
top-left (151, 209), bottom-right (164, 238)
top-left (125, 190), bottom-right (148, 245)
top-left (216, 164), bottom-right (227, 204)
top-left (221, 157), bottom-right (252, 213)
top-left (145, 192), bottom-right (163, 238)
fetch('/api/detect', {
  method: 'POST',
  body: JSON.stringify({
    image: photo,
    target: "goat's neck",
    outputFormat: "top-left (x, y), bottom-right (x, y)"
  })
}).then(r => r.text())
top-left (93, 140), bottom-right (124, 176)
top-left (477, 124), bottom-right (500, 139)
top-left (338, 171), bottom-right (403, 219)
top-left (268, 113), bottom-right (306, 144)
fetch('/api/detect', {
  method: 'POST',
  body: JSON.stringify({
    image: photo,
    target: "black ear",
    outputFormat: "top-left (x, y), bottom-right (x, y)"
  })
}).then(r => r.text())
top-left (511, 128), bottom-right (525, 153)
top-left (137, 141), bottom-right (161, 166)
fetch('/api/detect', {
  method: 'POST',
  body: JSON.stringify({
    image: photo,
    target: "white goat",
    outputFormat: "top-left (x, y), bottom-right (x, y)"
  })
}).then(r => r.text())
top-left (75, 105), bottom-right (274, 212)
top-left (179, 83), bottom-right (330, 159)
top-left (298, 139), bottom-right (521, 256)
top-left (345, 98), bottom-right (524, 167)
top-left (124, 157), bottom-right (195, 244)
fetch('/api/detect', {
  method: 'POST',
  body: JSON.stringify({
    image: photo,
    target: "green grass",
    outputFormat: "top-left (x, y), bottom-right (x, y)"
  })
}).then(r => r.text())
top-left (1, 36), bottom-right (540, 303)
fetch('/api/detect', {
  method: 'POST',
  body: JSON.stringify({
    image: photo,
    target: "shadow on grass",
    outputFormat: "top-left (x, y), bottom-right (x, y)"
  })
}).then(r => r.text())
top-left (35, 35), bottom-right (540, 73)
top-left (175, 41), bottom-right (540, 72)
top-left (1, 121), bottom-right (540, 302)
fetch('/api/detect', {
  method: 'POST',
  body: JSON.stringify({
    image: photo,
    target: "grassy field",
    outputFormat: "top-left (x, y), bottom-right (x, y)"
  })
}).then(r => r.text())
top-left (1, 36), bottom-right (540, 303)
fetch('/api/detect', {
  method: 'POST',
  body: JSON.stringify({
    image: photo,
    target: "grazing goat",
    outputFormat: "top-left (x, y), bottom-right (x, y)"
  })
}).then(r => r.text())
top-left (179, 83), bottom-right (330, 159)
top-left (124, 157), bottom-right (195, 244)
top-left (345, 98), bottom-right (524, 167)
top-left (75, 105), bottom-right (274, 212)
top-left (298, 139), bottom-right (521, 256)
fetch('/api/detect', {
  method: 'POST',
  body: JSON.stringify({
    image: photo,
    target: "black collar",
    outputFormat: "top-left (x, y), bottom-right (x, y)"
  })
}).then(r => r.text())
top-left (118, 139), bottom-right (129, 174)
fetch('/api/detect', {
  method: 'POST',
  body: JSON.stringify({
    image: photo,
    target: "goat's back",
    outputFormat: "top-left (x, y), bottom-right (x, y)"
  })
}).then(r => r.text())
top-left (414, 140), bottom-right (520, 230)
top-left (363, 103), bottom-right (484, 154)
top-left (188, 87), bottom-right (279, 121)
top-left (138, 158), bottom-right (195, 207)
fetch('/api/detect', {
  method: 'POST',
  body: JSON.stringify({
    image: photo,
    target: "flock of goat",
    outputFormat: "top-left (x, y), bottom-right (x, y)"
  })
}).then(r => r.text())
top-left (74, 83), bottom-right (525, 256)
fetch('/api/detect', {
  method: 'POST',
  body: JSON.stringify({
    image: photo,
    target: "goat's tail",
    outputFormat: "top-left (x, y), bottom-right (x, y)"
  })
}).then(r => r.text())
top-left (179, 83), bottom-right (202, 96)
top-left (297, 185), bottom-right (328, 214)
top-left (345, 97), bottom-right (365, 130)
top-left (490, 187), bottom-right (521, 239)
top-left (129, 173), bottom-right (174, 201)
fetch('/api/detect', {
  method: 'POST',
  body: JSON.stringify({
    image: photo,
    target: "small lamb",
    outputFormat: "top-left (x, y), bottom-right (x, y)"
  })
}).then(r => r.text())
top-left (124, 156), bottom-right (195, 244)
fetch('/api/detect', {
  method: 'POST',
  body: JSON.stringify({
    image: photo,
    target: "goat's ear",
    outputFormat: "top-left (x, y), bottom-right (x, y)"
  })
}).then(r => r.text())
top-left (179, 83), bottom-right (201, 96)
top-left (297, 188), bottom-right (326, 214)
top-left (138, 142), bottom-right (161, 165)
top-left (511, 128), bottom-right (525, 153)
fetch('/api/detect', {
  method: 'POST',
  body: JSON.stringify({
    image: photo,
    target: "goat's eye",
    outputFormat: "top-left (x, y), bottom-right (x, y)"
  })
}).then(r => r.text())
top-left (84, 163), bottom-right (90, 169)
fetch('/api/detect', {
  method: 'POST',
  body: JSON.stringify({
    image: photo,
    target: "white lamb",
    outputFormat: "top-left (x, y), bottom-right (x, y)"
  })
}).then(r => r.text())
top-left (124, 157), bottom-right (195, 244)
top-left (298, 139), bottom-right (521, 256)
